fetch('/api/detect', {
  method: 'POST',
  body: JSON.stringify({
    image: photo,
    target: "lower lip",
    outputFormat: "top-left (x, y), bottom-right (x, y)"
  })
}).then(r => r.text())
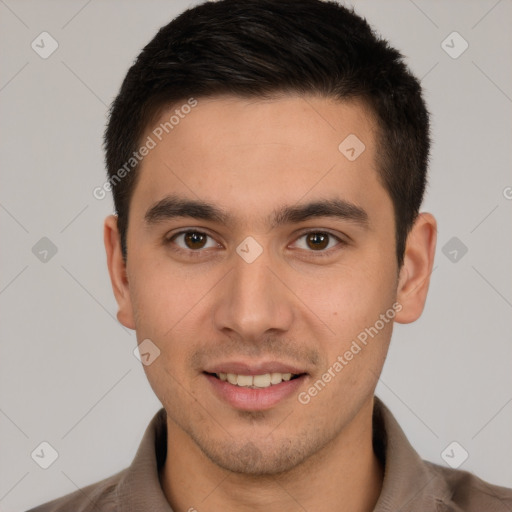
top-left (204, 373), bottom-right (307, 411)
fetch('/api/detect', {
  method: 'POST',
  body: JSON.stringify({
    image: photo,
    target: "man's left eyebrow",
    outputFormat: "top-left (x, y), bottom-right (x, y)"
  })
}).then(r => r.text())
top-left (269, 199), bottom-right (370, 228)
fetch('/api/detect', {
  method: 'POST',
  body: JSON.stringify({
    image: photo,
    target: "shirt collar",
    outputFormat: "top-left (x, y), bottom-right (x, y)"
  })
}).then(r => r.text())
top-left (116, 407), bottom-right (172, 511)
top-left (114, 397), bottom-right (452, 511)
top-left (372, 396), bottom-right (452, 511)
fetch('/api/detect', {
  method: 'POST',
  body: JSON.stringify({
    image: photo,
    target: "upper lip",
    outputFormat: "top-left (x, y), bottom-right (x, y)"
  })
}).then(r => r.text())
top-left (204, 361), bottom-right (308, 376)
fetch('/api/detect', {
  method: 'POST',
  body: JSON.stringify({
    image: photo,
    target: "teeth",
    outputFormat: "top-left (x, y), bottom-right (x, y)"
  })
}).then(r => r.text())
top-left (218, 372), bottom-right (297, 388)
top-left (270, 373), bottom-right (283, 385)
top-left (237, 374), bottom-right (253, 386)
top-left (253, 374), bottom-right (271, 387)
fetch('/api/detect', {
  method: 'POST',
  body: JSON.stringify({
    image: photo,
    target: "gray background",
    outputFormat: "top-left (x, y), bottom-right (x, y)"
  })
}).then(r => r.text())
top-left (1, 0), bottom-right (511, 510)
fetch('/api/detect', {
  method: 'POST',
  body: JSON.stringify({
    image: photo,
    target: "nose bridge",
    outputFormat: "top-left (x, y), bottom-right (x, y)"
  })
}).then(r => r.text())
top-left (213, 246), bottom-right (293, 338)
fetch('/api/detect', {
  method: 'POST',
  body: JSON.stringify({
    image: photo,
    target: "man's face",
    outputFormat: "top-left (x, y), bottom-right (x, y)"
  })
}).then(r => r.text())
top-left (120, 95), bottom-right (400, 474)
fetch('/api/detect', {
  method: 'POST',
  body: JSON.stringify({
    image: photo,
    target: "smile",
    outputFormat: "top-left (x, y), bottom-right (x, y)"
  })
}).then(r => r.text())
top-left (204, 369), bottom-right (308, 411)
top-left (213, 372), bottom-right (300, 388)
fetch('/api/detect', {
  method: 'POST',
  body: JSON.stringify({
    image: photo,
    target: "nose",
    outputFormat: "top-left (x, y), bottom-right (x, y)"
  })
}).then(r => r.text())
top-left (212, 247), bottom-right (295, 342)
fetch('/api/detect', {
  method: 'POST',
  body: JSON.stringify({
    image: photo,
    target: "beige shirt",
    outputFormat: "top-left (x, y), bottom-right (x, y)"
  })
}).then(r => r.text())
top-left (28, 397), bottom-right (512, 511)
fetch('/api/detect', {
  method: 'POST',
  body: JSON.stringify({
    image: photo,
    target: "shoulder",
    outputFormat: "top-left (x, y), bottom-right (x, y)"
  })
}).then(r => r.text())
top-left (26, 469), bottom-right (127, 512)
top-left (425, 461), bottom-right (512, 512)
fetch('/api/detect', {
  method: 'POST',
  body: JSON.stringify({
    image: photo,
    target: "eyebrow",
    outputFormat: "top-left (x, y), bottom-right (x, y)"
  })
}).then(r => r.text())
top-left (269, 198), bottom-right (369, 229)
top-left (145, 196), bottom-right (228, 225)
top-left (144, 195), bottom-right (369, 229)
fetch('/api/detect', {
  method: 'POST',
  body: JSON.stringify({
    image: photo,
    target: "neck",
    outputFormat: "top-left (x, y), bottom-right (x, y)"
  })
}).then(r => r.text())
top-left (161, 397), bottom-right (383, 512)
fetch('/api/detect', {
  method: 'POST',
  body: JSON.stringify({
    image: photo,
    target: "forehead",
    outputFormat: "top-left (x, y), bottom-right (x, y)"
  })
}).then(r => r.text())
top-left (150, 94), bottom-right (377, 151)
top-left (132, 94), bottom-right (388, 225)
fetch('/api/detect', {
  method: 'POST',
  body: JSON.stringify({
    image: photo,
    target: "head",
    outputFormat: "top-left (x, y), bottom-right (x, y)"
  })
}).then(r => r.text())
top-left (104, 0), bottom-right (436, 475)
top-left (105, 0), bottom-right (430, 269)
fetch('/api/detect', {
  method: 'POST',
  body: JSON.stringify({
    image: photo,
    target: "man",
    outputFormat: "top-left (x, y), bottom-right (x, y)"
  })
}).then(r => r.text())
top-left (29, 0), bottom-right (512, 510)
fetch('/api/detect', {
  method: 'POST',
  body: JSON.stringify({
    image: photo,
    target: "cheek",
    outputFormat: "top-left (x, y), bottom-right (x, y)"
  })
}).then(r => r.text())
top-left (129, 268), bottom-right (197, 398)
top-left (332, 276), bottom-right (396, 333)
top-left (295, 245), bottom-right (398, 370)
top-left (127, 257), bottom-right (216, 377)
top-left (301, 267), bottom-right (397, 411)
top-left (128, 254), bottom-right (197, 335)
top-left (303, 254), bottom-right (397, 329)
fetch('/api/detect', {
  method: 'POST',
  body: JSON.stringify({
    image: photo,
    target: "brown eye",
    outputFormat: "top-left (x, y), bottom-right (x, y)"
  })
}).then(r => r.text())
top-left (184, 231), bottom-right (208, 249)
top-left (292, 231), bottom-right (342, 253)
top-left (168, 231), bottom-right (216, 251)
top-left (305, 232), bottom-right (330, 250)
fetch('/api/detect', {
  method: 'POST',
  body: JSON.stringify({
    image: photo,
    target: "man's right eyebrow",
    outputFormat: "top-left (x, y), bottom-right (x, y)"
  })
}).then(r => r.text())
top-left (144, 196), bottom-right (229, 225)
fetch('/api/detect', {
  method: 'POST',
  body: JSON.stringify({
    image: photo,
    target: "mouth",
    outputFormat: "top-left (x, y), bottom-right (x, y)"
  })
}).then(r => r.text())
top-left (206, 371), bottom-right (303, 389)
top-left (203, 366), bottom-right (308, 411)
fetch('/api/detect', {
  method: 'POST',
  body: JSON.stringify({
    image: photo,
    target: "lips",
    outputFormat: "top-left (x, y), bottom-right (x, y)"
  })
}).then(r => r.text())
top-left (203, 361), bottom-right (308, 411)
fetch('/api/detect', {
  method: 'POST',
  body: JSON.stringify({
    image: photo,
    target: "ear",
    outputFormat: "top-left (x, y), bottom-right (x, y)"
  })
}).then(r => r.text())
top-left (104, 215), bottom-right (136, 330)
top-left (395, 212), bottom-right (437, 324)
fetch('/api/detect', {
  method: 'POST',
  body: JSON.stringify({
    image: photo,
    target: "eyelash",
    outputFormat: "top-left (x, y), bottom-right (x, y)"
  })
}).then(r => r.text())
top-left (165, 229), bottom-right (346, 257)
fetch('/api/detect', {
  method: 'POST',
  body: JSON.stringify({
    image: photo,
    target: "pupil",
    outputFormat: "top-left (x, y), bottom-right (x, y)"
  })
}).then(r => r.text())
top-left (185, 232), bottom-right (206, 249)
top-left (307, 232), bottom-right (329, 250)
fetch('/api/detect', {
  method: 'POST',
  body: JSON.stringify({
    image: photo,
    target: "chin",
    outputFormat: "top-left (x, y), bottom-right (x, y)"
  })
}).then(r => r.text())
top-left (193, 433), bottom-right (320, 476)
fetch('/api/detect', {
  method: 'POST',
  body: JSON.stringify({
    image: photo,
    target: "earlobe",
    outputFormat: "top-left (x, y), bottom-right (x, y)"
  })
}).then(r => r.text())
top-left (395, 212), bottom-right (437, 324)
top-left (104, 215), bottom-right (136, 330)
